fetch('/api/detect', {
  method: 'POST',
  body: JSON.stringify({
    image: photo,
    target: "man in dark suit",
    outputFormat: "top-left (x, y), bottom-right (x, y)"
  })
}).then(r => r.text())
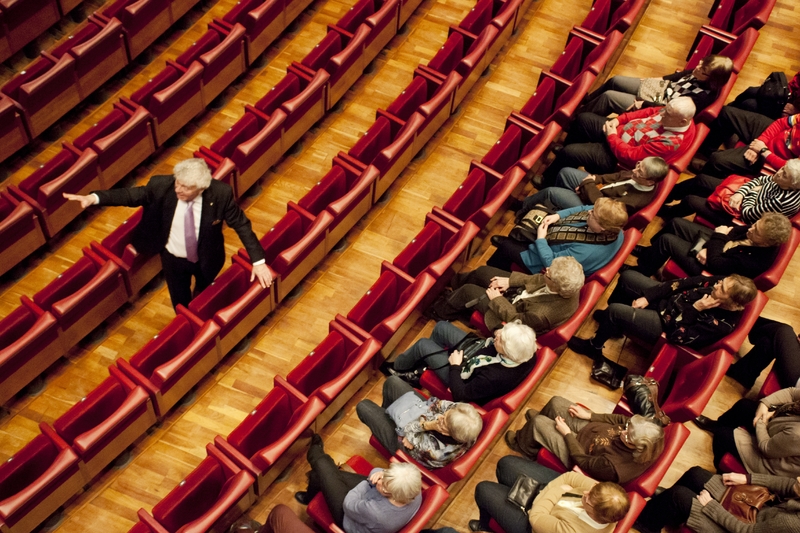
top-left (64, 158), bottom-right (271, 309)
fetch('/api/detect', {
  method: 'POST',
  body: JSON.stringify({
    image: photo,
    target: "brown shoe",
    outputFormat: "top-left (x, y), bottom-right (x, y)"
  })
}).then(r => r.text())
top-left (505, 430), bottom-right (522, 453)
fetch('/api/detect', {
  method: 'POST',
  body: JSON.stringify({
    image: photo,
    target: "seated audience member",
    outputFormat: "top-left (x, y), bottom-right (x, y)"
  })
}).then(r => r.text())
top-left (471, 455), bottom-right (630, 533)
top-left (700, 108), bottom-right (800, 179)
top-left (633, 466), bottom-right (800, 533)
top-left (581, 55), bottom-right (733, 116)
top-left (385, 320), bottom-right (537, 404)
top-left (505, 397), bottom-right (664, 484)
top-left (537, 97), bottom-right (696, 188)
top-left (294, 435), bottom-right (422, 533)
top-left (666, 159), bottom-right (800, 225)
top-left (430, 256), bottom-right (584, 334)
top-left (488, 198), bottom-right (628, 275)
top-left (729, 69), bottom-right (800, 119)
top-left (694, 386), bottom-right (800, 476)
top-left (568, 271), bottom-right (758, 358)
top-left (726, 317), bottom-right (800, 389)
top-left (356, 376), bottom-right (483, 469)
top-left (519, 157), bottom-right (669, 216)
top-left (632, 212), bottom-right (792, 278)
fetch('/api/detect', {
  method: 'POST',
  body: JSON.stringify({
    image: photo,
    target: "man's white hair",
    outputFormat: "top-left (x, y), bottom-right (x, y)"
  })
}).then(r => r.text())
top-left (173, 158), bottom-right (213, 190)
top-left (666, 96), bottom-right (696, 120)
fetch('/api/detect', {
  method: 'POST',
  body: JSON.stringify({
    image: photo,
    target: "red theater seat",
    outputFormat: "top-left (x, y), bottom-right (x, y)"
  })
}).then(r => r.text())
top-left (0, 191), bottom-right (46, 277)
top-left (371, 407), bottom-right (508, 487)
top-left (0, 424), bottom-right (83, 533)
top-left (614, 344), bottom-right (732, 423)
top-left (221, 0), bottom-right (286, 61)
top-left (98, 0), bottom-right (172, 60)
top-left (184, 263), bottom-right (275, 356)
top-left (577, 0), bottom-right (645, 37)
top-left (452, 25), bottom-right (499, 108)
top-left (116, 313), bottom-right (222, 418)
top-left (586, 227), bottom-right (642, 285)
top-left (707, 0), bottom-right (775, 36)
top-left (0, 297), bottom-right (62, 406)
top-left (379, 75), bottom-right (428, 126)
top-left (307, 455), bottom-right (450, 533)
top-left (134, 444), bottom-right (255, 533)
top-left (31, 251), bottom-right (129, 349)
top-left (50, 366), bottom-right (157, 482)
top-left (372, 113), bottom-right (426, 201)
top-left (277, 322), bottom-right (382, 428)
top-left (514, 121), bottom-right (563, 174)
top-left (686, 26), bottom-right (759, 74)
top-left (214, 381), bottom-right (325, 494)
top-left (279, 68), bottom-right (330, 160)
top-left (177, 22), bottom-right (247, 105)
top-left (0, 0), bottom-right (60, 61)
top-left (626, 170), bottom-right (679, 230)
top-left (0, 92), bottom-right (29, 163)
top-left (510, 70), bottom-right (595, 132)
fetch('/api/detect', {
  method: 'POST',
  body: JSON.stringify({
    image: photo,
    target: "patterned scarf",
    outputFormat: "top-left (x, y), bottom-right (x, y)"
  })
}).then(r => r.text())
top-left (666, 74), bottom-right (706, 100)
top-left (459, 338), bottom-right (520, 380)
top-left (545, 211), bottom-right (619, 246)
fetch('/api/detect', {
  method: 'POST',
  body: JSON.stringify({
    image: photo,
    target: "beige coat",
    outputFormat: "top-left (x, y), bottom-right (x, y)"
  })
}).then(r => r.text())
top-left (528, 472), bottom-right (616, 533)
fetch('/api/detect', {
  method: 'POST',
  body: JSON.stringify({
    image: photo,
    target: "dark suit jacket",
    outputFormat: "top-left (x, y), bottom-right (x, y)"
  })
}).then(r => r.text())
top-left (704, 225), bottom-right (778, 278)
top-left (94, 175), bottom-right (265, 281)
top-left (578, 171), bottom-right (657, 214)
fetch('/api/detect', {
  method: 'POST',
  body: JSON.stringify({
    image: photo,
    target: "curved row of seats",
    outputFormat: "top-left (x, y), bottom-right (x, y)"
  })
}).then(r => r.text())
top-left (0, 0), bottom-right (85, 64)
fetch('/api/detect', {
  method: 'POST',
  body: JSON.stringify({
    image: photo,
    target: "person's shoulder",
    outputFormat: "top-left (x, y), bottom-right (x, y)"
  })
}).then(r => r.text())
top-left (207, 178), bottom-right (235, 199)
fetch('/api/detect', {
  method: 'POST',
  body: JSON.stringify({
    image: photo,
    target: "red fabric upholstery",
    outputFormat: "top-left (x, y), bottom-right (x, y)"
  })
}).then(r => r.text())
top-left (759, 370), bottom-right (781, 398)
top-left (255, 73), bottom-right (301, 116)
top-left (175, 28), bottom-right (222, 67)
top-left (0, 0), bottom-right (59, 57)
top-left (459, 0), bottom-right (495, 35)
top-left (719, 453), bottom-right (747, 474)
top-left (480, 125), bottom-right (522, 175)
top-left (296, 167), bottom-right (349, 216)
top-left (336, 0), bottom-right (377, 33)
top-left (0, 190), bottom-right (46, 277)
top-left (101, 0), bottom-right (172, 59)
top-left (427, 32), bottom-right (465, 76)
top-left (392, 220), bottom-right (452, 278)
top-left (708, 0), bottom-right (775, 35)
top-left (0, 92), bottom-right (30, 162)
top-left (348, 117), bottom-right (393, 166)
top-left (385, 76), bottom-right (428, 122)
top-left (301, 30), bottom-right (343, 71)
top-left (441, 167), bottom-right (494, 222)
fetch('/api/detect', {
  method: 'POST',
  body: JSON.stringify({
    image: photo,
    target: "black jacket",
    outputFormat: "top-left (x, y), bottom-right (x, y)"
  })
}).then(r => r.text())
top-left (704, 225), bottom-right (778, 278)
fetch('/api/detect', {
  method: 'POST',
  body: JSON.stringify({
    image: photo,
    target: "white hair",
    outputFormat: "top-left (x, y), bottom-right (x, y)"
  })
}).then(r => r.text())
top-left (548, 256), bottom-right (585, 297)
top-left (173, 158), bottom-right (213, 190)
top-left (499, 320), bottom-right (537, 363)
top-left (446, 403), bottom-right (483, 444)
top-left (383, 462), bottom-right (422, 504)
top-left (783, 159), bottom-right (800, 188)
top-left (666, 96), bottom-right (696, 120)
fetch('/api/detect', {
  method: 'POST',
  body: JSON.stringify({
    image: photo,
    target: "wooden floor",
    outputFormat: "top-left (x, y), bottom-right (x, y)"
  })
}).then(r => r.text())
top-left (1, 0), bottom-right (799, 531)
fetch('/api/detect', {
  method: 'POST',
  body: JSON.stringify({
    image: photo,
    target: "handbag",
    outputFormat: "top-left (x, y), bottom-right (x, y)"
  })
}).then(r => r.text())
top-left (590, 356), bottom-right (628, 390)
top-left (510, 203), bottom-right (556, 243)
top-left (506, 474), bottom-right (542, 512)
top-left (637, 78), bottom-right (672, 104)
top-left (623, 375), bottom-right (671, 426)
top-left (707, 174), bottom-right (751, 216)
top-left (720, 485), bottom-right (775, 523)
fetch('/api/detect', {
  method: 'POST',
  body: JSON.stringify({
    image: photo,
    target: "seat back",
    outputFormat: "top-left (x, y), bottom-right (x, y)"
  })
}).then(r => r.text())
top-left (52, 372), bottom-right (131, 445)
top-left (660, 348), bottom-right (732, 422)
top-left (151, 456), bottom-right (227, 531)
top-left (442, 167), bottom-right (491, 221)
top-left (731, 0), bottom-right (774, 34)
top-left (385, 76), bottom-right (428, 122)
top-left (255, 73), bottom-right (302, 116)
top-left (187, 264), bottom-right (251, 322)
top-left (301, 30), bottom-right (343, 71)
top-left (32, 256), bottom-right (99, 311)
top-left (392, 220), bottom-right (446, 278)
top-left (285, 330), bottom-right (357, 396)
top-left (0, 433), bottom-right (58, 501)
top-left (130, 66), bottom-right (181, 109)
top-left (128, 315), bottom-right (196, 379)
top-left (481, 125), bottom-right (522, 175)
top-left (225, 387), bottom-right (293, 459)
top-left (346, 270), bottom-right (406, 332)
top-left (253, 210), bottom-right (309, 264)
top-left (175, 27), bottom-right (222, 68)
top-left (427, 31), bottom-right (465, 75)
top-left (459, 0), bottom-right (494, 34)
top-left (210, 113), bottom-right (260, 158)
top-left (298, 166), bottom-right (349, 216)
top-left (17, 149), bottom-right (76, 198)
top-left (336, 0), bottom-right (377, 33)
top-left (519, 77), bottom-right (557, 124)
top-left (348, 117), bottom-right (393, 166)
top-left (753, 228), bottom-right (800, 291)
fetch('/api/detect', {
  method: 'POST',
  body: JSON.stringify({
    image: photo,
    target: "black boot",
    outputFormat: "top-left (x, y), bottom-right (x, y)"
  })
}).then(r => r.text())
top-left (388, 367), bottom-right (425, 388)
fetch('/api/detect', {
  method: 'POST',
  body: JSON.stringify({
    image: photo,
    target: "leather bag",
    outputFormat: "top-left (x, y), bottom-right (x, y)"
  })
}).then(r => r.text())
top-left (506, 474), bottom-right (542, 512)
top-left (623, 375), bottom-right (671, 426)
top-left (720, 484), bottom-right (775, 523)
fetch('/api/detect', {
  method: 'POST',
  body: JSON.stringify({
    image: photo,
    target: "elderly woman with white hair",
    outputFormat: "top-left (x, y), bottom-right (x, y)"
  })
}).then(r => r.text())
top-left (357, 376), bottom-right (483, 469)
top-left (429, 256), bottom-right (584, 334)
top-left (384, 320), bottom-right (538, 404)
top-left (506, 397), bottom-right (665, 484)
top-left (294, 435), bottom-right (423, 533)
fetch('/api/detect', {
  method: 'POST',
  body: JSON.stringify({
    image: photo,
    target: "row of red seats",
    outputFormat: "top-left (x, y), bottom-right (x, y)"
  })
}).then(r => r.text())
top-left (0, 0), bottom-right (83, 64)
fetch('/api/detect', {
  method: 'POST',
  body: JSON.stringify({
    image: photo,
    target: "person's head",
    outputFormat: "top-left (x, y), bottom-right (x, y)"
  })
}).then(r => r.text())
top-left (173, 158), bottom-right (213, 202)
top-left (589, 198), bottom-right (628, 234)
top-left (583, 482), bottom-right (630, 524)
top-left (546, 256), bottom-right (585, 298)
top-left (631, 156), bottom-right (669, 185)
top-left (692, 55), bottom-right (733, 89)
top-left (660, 97), bottom-right (696, 128)
top-left (712, 275), bottom-right (758, 310)
top-left (622, 415), bottom-right (665, 465)
top-left (771, 159), bottom-right (800, 190)
top-left (495, 320), bottom-right (537, 363)
top-left (747, 212), bottom-right (792, 247)
top-left (381, 462), bottom-right (422, 505)
top-left (443, 403), bottom-right (483, 445)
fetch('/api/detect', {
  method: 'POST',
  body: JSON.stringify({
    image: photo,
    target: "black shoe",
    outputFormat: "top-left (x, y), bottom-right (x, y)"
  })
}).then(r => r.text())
top-left (508, 198), bottom-right (523, 212)
top-left (592, 308), bottom-right (608, 323)
top-left (567, 336), bottom-right (603, 360)
top-left (310, 433), bottom-right (323, 449)
top-left (388, 367), bottom-right (425, 388)
top-left (504, 430), bottom-right (522, 453)
top-left (294, 491), bottom-right (313, 505)
top-left (531, 174), bottom-right (546, 189)
top-left (631, 245), bottom-right (648, 257)
top-left (693, 415), bottom-right (719, 432)
top-left (490, 234), bottom-right (508, 248)
top-left (469, 520), bottom-right (489, 532)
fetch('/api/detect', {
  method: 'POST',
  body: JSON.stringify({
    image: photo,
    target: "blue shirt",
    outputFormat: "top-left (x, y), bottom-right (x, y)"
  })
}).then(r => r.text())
top-left (342, 468), bottom-right (422, 533)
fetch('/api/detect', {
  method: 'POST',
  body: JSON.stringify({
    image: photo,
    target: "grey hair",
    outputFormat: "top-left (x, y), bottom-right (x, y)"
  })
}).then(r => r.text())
top-left (666, 96), bottom-right (696, 119)
top-left (173, 158), bottom-right (213, 190)
top-left (499, 320), bottom-right (537, 363)
top-left (548, 256), bottom-right (584, 298)
top-left (627, 414), bottom-right (665, 464)
top-left (759, 212), bottom-right (792, 246)
top-left (641, 156), bottom-right (669, 183)
top-left (382, 462), bottom-right (422, 505)
top-left (446, 403), bottom-right (483, 445)
top-left (783, 159), bottom-right (800, 188)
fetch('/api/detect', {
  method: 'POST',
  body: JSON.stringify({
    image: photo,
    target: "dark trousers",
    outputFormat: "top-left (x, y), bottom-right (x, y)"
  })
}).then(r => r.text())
top-left (708, 398), bottom-right (759, 468)
top-left (730, 87), bottom-right (787, 120)
top-left (637, 218), bottom-right (712, 277)
top-left (474, 456), bottom-right (562, 533)
top-left (592, 270), bottom-right (664, 347)
top-left (634, 466), bottom-right (714, 533)
top-left (727, 317), bottom-right (800, 388)
top-left (664, 173), bottom-right (736, 226)
top-left (305, 442), bottom-right (367, 526)
top-left (700, 107), bottom-right (775, 178)
top-left (355, 376), bottom-right (424, 456)
top-left (540, 113), bottom-right (617, 187)
top-left (437, 266), bottom-right (512, 320)
top-left (666, 173), bottom-right (723, 204)
top-left (487, 238), bottom-right (530, 272)
top-left (160, 250), bottom-right (215, 309)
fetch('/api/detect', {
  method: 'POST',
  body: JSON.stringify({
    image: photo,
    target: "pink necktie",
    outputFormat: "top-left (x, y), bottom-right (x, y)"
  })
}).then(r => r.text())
top-left (184, 200), bottom-right (198, 263)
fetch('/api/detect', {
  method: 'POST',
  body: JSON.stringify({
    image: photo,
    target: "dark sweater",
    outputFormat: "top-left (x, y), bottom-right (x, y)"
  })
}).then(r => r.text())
top-left (448, 356), bottom-right (536, 405)
top-left (704, 225), bottom-right (779, 278)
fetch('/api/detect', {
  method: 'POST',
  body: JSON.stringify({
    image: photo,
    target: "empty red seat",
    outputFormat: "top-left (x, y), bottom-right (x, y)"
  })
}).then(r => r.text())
top-left (615, 345), bottom-right (733, 423)
top-left (586, 227), bottom-right (642, 285)
top-left (125, 61), bottom-right (205, 146)
top-left (235, 207), bottom-right (333, 302)
top-left (307, 455), bottom-right (450, 533)
top-left (452, 25), bottom-right (499, 108)
top-left (213, 381), bottom-right (325, 494)
top-left (686, 26), bottom-right (759, 74)
top-left (379, 75), bottom-right (429, 126)
top-left (425, 31), bottom-right (466, 77)
top-left (0, 0), bottom-right (60, 61)
top-left (0, 191), bottom-right (46, 277)
top-left (0, 297), bottom-right (61, 407)
top-left (277, 68), bottom-right (330, 161)
top-left (577, 0), bottom-right (646, 37)
top-left (371, 407), bottom-right (508, 487)
top-left (547, 29), bottom-right (623, 84)
top-left (510, 70), bottom-right (596, 132)
top-left (338, 0), bottom-right (399, 61)
top-left (183, 263), bottom-right (275, 356)
top-left (514, 121), bottom-right (563, 173)
top-left (133, 444), bottom-right (255, 533)
top-left (116, 312), bottom-right (222, 418)
top-left (221, 0), bottom-right (286, 60)
top-left (31, 251), bottom-right (129, 349)
top-left (98, 0), bottom-right (172, 60)
top-left (0, 92), bottom-right (29, 163)
top-left (277, 322), bottom-right (382, 428)
top-left (49, 366), bottom-right (157, 482)
top-left (708, 0), bottom-right (775, 35)
top-left (412, 71), bottom-right (461, 154)
top-left (372, 113), bottom-right (426, 201)
top-left (176, 22), bottom-right (247, 105)
top-left (1, 54), bottom-right (81, 138)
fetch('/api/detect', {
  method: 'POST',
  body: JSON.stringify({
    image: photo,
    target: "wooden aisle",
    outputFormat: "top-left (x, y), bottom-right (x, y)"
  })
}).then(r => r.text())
top-left (0, 0), bottom-right (798, 531)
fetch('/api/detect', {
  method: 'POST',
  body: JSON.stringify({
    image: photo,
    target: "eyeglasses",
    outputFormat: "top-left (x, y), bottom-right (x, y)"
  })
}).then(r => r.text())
top-left (620, 421), bottom-right (632, 445)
